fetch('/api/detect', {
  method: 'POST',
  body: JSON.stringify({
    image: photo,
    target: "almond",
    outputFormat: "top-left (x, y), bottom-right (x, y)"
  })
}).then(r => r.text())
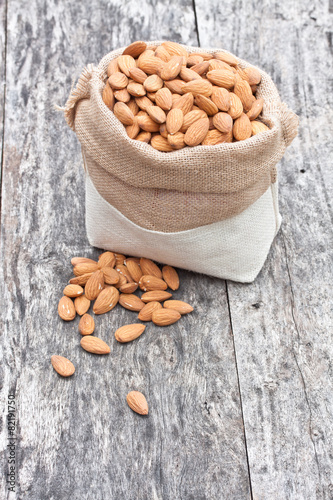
top-left (155, 87), bottom-right (173, 111)
top-left (58, 296), bottom-right (76, 321)
top-left (108, 72), bottom-right (128, 90)
top-left (115, 253), bottom-right (126, 266)
top-left (119, 282), bottom-right (139, 294)
top-left (161, 41), bottom-right (188, 58)
top-left (129, 67), bottom-right (148, 84)
top-left (191, 60), bottom-right (210, 75)
top-left (150, 135), bottom-right (174, 152)
top-left (187, 54), bottom-right (204, 66)
top-left (102, 267), bottom-right (120, 285)
top-left (163, 300), bottom-right (193, 314)
top-left (63, 284), bottom-right (84, 298)
top-left (164, 79), bottom-right (185, 94)
top-left (137, 49), bottom-right (155, 65)
top-left (85, 270), bottom-right (104, 301)
top-left (126, 120), bottom-right (140, 139)
top-left (184, 117), bottom-right (209, 146)
top-left (127, 82), bottom-right (146, 97)
top-left (146, 106), bottom-right (166, 124)
top-left (51, 355), bottom-right (75, 377)
top-left (71, 257), bottom-right (97, 266)
top-left (116, 264), bottom-right (134, 282)
top-left (209, 59), bottom-right (234, 72)
top-left (107, 58), bottom-right (119, 77)
top-left (114, 88), bottom-right (131, 103)
top-left (138, 301), bottom-right (163, 321)
top-left (98, 251), bottom-right (116, 269)
top-left (80, 336), bottom-right (110, 354)
top-left (172, 92), bottom-right (193, 115)
top-left (166, 108), bottom-right (184, 134)
top-left (137, 56), bottom-right (164, 75)
top-left (139, 275), bottom-right (168, 292)
top-left (141, 291), bottom-right (172, 303)
top-left (214, 51), bottom-right (239, 66)
top-left (233, 113), bottom-right (252, 141)
top-left (234, 77), bottom-right (255, 111)
top-left (135, 96), bottom-right (153, 111)
top-left (126, 391), bottom-right (148, 415)
top-left (123, 41), bottom-right (147, 58)
top-left (195, 95), bottom-right (219, 116)
top-left (206, 70), bottom-right (235, 89)
top-left (179, 67), bottom-right (202, 82)
top-left (160, 123), bottom-right (168, 138)
top-left (182, 79), bottom-right (213, 97)
top-left (180, 109), bottom-right (207, 132)
top-left (160, 56), bottom-right (183, 80)
top-left (167, 132), bottom-right (185, 150)
top-left (119, 293), bottom-right (145, 311)
top-left (246, 98), bottom-right (264, 120)
top-left (102, 83), bottom-right (115, 110)
top-left (211, 87), bottom-right (230, 111)
top-left (79, 313), bottom-right (95, 335)
top-left (251, 120), bottom-right (270, 135)
top-left (213, 112), bottom-right (233, 133)
top-left (74, 295), bottom-right (91, 316)
top-left (152, 308), bottom-right (181, 326)
top-left (143, 74), bottom-right (164, 92)
top-left (155, 45), bottom-right (173, 62)
top-left (73, 262), bottom-right (99, 276)
top-left (137, 115), bottom-right (160, 132)
top-left (136, 131), bottom-right (151, 143)
top-left (117, 55), bottom-right (136, 77)
top-left (69, 272), bottom-right (93, 286)
top-left (162, 265), bottom-right (179, 290)
top-left (243, 67), bottom-right (261, 85)
top-left (228, 93), bottom-right (243, 119)
top-left (191, 51), bottom-right (213, 61)
top-left (201, 129), bottom-right (232, 145)
top-left (93, 286), bottom-right (119, 314)
top-left (140, 258), bottom-right (162, 278)
top-left (125, 260), bottom-right (143, 283)
top-left (114, 323), bottom-right (146, 343)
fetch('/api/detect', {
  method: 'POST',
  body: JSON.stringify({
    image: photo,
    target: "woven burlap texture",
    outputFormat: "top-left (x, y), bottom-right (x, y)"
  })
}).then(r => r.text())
top-left (64, 41), bottom-right (298, 232)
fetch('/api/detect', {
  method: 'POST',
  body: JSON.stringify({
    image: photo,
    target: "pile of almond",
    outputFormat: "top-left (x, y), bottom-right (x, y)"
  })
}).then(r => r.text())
top-left (102, 40), bottom-right (269, 151)
top-left (52, 251), bottom-right (193, 415)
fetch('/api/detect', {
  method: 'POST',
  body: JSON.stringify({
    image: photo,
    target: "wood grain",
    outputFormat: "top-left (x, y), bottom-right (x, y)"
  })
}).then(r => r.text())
top-left (0, 1), bottom-right (252, 499)
top-left (0, 0), bottom-right (6, 175)
top-left (196, 0), bottom-right (333, 498)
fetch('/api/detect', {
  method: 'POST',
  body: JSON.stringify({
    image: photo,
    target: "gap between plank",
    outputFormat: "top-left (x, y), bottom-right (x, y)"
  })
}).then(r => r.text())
top-left (225, 280), bottom-right (254, 500)
top-left (192, 0), bottom-right (201, 47)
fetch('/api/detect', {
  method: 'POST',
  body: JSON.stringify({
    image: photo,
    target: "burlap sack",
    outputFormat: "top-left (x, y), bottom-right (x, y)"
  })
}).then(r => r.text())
top-left (64, 41), bottom-right (298, 282)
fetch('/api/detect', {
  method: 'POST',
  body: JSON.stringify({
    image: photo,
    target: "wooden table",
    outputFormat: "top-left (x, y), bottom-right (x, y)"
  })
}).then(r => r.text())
top-left (1, 1), bottom-right (332, 498)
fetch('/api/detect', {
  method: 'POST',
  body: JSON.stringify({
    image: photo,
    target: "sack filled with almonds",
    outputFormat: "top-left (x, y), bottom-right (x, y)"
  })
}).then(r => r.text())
top-left (64, 40), bottom-right (298, 282)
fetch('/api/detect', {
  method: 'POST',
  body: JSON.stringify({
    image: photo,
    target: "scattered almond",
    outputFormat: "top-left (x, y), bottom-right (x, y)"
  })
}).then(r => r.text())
top-left (152, 308), bottom-right (181, 326)
top-left (93, 286), bottom-right (119, 314)
top-left (162, 265), bottom-right (179, 290)
top-left (79, 314), bottom-right (95, 336)
top-left (138, 301), bottom-right (163, 321)
top-left (51, 355), bottom-right (75, 377)
top-left (115, 324), bottom-right (146, 343)
top-left (141, 290), bottom-right (172, 303)
top-left (63, 284), bottom-right (84, 298)
top-left (74, 295), bottom-right (91, 316)
top-left (163, 300), bottom-right (193, 314)
top-left (119, 293), bottom-right (145, 311)
top-left (140, 258), bottom-right (163, 278)
top-left (85, 270), bottom-right (105, 301)
top-left (80, 336), bottom-right (111, 354)
top-left (58, 296), bottom-right (76, 321)
top-left (126, 391), bottom-right (149, 415)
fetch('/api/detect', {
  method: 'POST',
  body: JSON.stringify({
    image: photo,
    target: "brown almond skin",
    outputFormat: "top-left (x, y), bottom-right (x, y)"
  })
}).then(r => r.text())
top-left (119, 294), bottom-right (145, 311)
top-left (141, 291), bottom-right (172, 303)
top-left (80, 336), bottom-right (111, 354)
top-left (79, 314), bottom-right (95, 336)
top-left (63, 284), bottom-right (84, 298)
top-left (58, 296), bottom-right (76, 321)
top-left (85, 270), bottom-right (105, 301)
top-left (102, 267), bottom-right (120, 285)
top-left (119, 282), bottom-right (139, 294)
top-left (139, 275), bottom-right (168, 292)
top-left (162, 266), bottom-right (180, 290)
top-left (140, 258), bottom-right (162, 278)
top-left (73, 262), bottom-right (99, 276)
top-left (69, 273), bottom-right (93, 286)
top-left (51, 355), bottom-right (75, 377)
top-left (184, 118), bottom-right (210, 147)
top-left (74, 295), bottom-right (91, 316)
top-left (93, 286), bottom-right (119, 315)
top-left (126, 391), bottom-right (149, 415)
top-left (115, 324), bottom-right (146, 343)
top-left (71, 257), bottom-right (97, 267)
top-left (138, 301), bottom-right (163, 321)
top-left (163, 300), bottom-right (194, 315)
top-left (98, 251), bottom-right (116, 268)
top-left (152, 308), bottom-right (181, 326)
top-left (125, 260), bottom-right (143, 283)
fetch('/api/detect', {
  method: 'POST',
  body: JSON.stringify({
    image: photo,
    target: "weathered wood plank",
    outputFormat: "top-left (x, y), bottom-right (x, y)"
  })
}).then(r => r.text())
top-left (0, 0), bottom-right (7, 173)
top-left (195, 0), bottom-right (333, 498)
top-left (0, 1), bottom-right (252, 498)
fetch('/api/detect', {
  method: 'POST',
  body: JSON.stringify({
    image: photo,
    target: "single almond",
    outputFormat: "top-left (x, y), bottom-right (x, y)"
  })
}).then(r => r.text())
top-left (125, 260), bottom-right (143, 283)
top-left (182, 79), bottom-right (213, 97)
top-left (202, 129), bottom-right (232, 145)
top-left (115, 273), bottom-right (127, 289)
top-left (214, 51), bottom-right (239, 66)
top-left (187, 54), bottom-right (204, 66)
top-left (63, 284), bottom-right (84, 298)
top-left (119, 282), bottom-right (139, 294)
top-left (129, 67), bottom-right (148, 84)
top-left (114, 102), bottom-right (135, 125)
top-left (150, 135), bottom-right (174, 152)
top-left (119, 293), bottom-right (145, 311)
top-left (93, 286), bottom-right (119, 314)
top-left (137, 49), bottom-right (155, 64)
top-left (152, 308), bottom-right (181, 326)
top-left (251, 120), bottom-right (270, 135)
top-left (160, 56), bottom-right (183, 80)
top-left (126, 120), bottom-right (140, 139)
top-left (211, 87), bottom-right (230, 111)
top-left (206, 69), bottom-right (235, 89)
top-left (246, 98), bottom-right (264, 120)
top-left (123, 41), bottom-right (147, 57)
top-left (164, 79), bottom-right (185, 94)
top-left (138, 301), bottom-right (163, 321)
top-left (167, 132), bottom-right (185, 149)
top-left (107, 58), bottom-right (119, 77)
top-left (136, 131), bottom-right (151, 142)
top-left (58, 296), bottom-right (76, 321)
top-left (137, 115), bottom-right (160, 132)
top-left (108, 72), bottom-right (128, 90)
top-left (126, 391), bottom-right (149, 415)
top-left (234, 77), bottom-right (255, 111)
top-left (115, 253), bottom-right (126, 265)
top-left (213, 112), bottom-right (233, 133)
top-left (233, 113), bottom-right (252, 141)
top-left (79, 313), bottom-right (95, 336)
top-left (102, 267), bottom-right (120, 285)
top-left (180, 67), bottom-right (202, 82)
top-left (141, 291), bottom-right (172, 303)
top-left (114, 88), bottom-right (131, 103)
top-left (137, 56), bottom-right (164, 75)
top-left (184, 117), bottom-right (210, 146)
top-left (163, 300), bottom-right (193, 314)
top-left (160, 123), bottom-right (168, 138)
top-left (127, 82), bottom-right (146, 97)
top-left (69, 272), bottom-right (93, 286)
top-left (71, 257), bottom-right (97, 267)
top-left (143, 74), bottom-right (164, 92)
top-left (102, 83), bottom-right (115, 110)
top-left (162, 265), bottom-right (179, 290)
top-left (190, 51), bottom-right (213, 61)
top-left (161, 41), bottom-right (188, 58)
top-left (209, 59), bottom-right (234, 72)
top-left (180, 109), bottom-right (207, 132)
top-left (80, 336), bottom-right (110, 354)
top-left (135, 96), bottom-right (153, 111)
top-left (98, 251), bottom-right (116, 268)
top-left (117, 54), bottom-right (136, 76)
top-left (73, 262), bottom-right (99, 276)
top-left (243, 67), bottom-right (261, 85)
top-left (172, 92), bottom-right (194, 115)
top-left (85, 270), bottom-right (104, 301)
top-left (115, 324), bottom-right (146, 343)
top-left (155, 45), bottom-right (173, 62)
top-left (166, 108), bottom-right (184, 134)
top-left (155, 87), bottom-right (173, 111)
top-left (74, 295), bottom-right (91, 316)
top-left (140, 258), bottom-right (162, 278)
top-left (116, 264), bottom-right (134, 282)
top-left (146, 106), bottom-right (166, 124)
top-left (195, 95), bottom-right (219, 116)
top-left (191, 60), bottom-right (210, 75)
top-left (228, 93), bottom-right (243, 119)
top-left (139, 275), bottom-right (168, 292)
top-left (125, 257), bottom-right (141, 264)
top-left (51, 355), bottom-right (75, 377)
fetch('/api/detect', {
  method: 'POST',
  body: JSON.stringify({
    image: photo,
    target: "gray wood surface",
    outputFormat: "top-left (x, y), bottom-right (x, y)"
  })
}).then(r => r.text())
top-left (0, 0), bottom-right (6, 166)
top-left (0, 0), bottom-right (332, 499)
